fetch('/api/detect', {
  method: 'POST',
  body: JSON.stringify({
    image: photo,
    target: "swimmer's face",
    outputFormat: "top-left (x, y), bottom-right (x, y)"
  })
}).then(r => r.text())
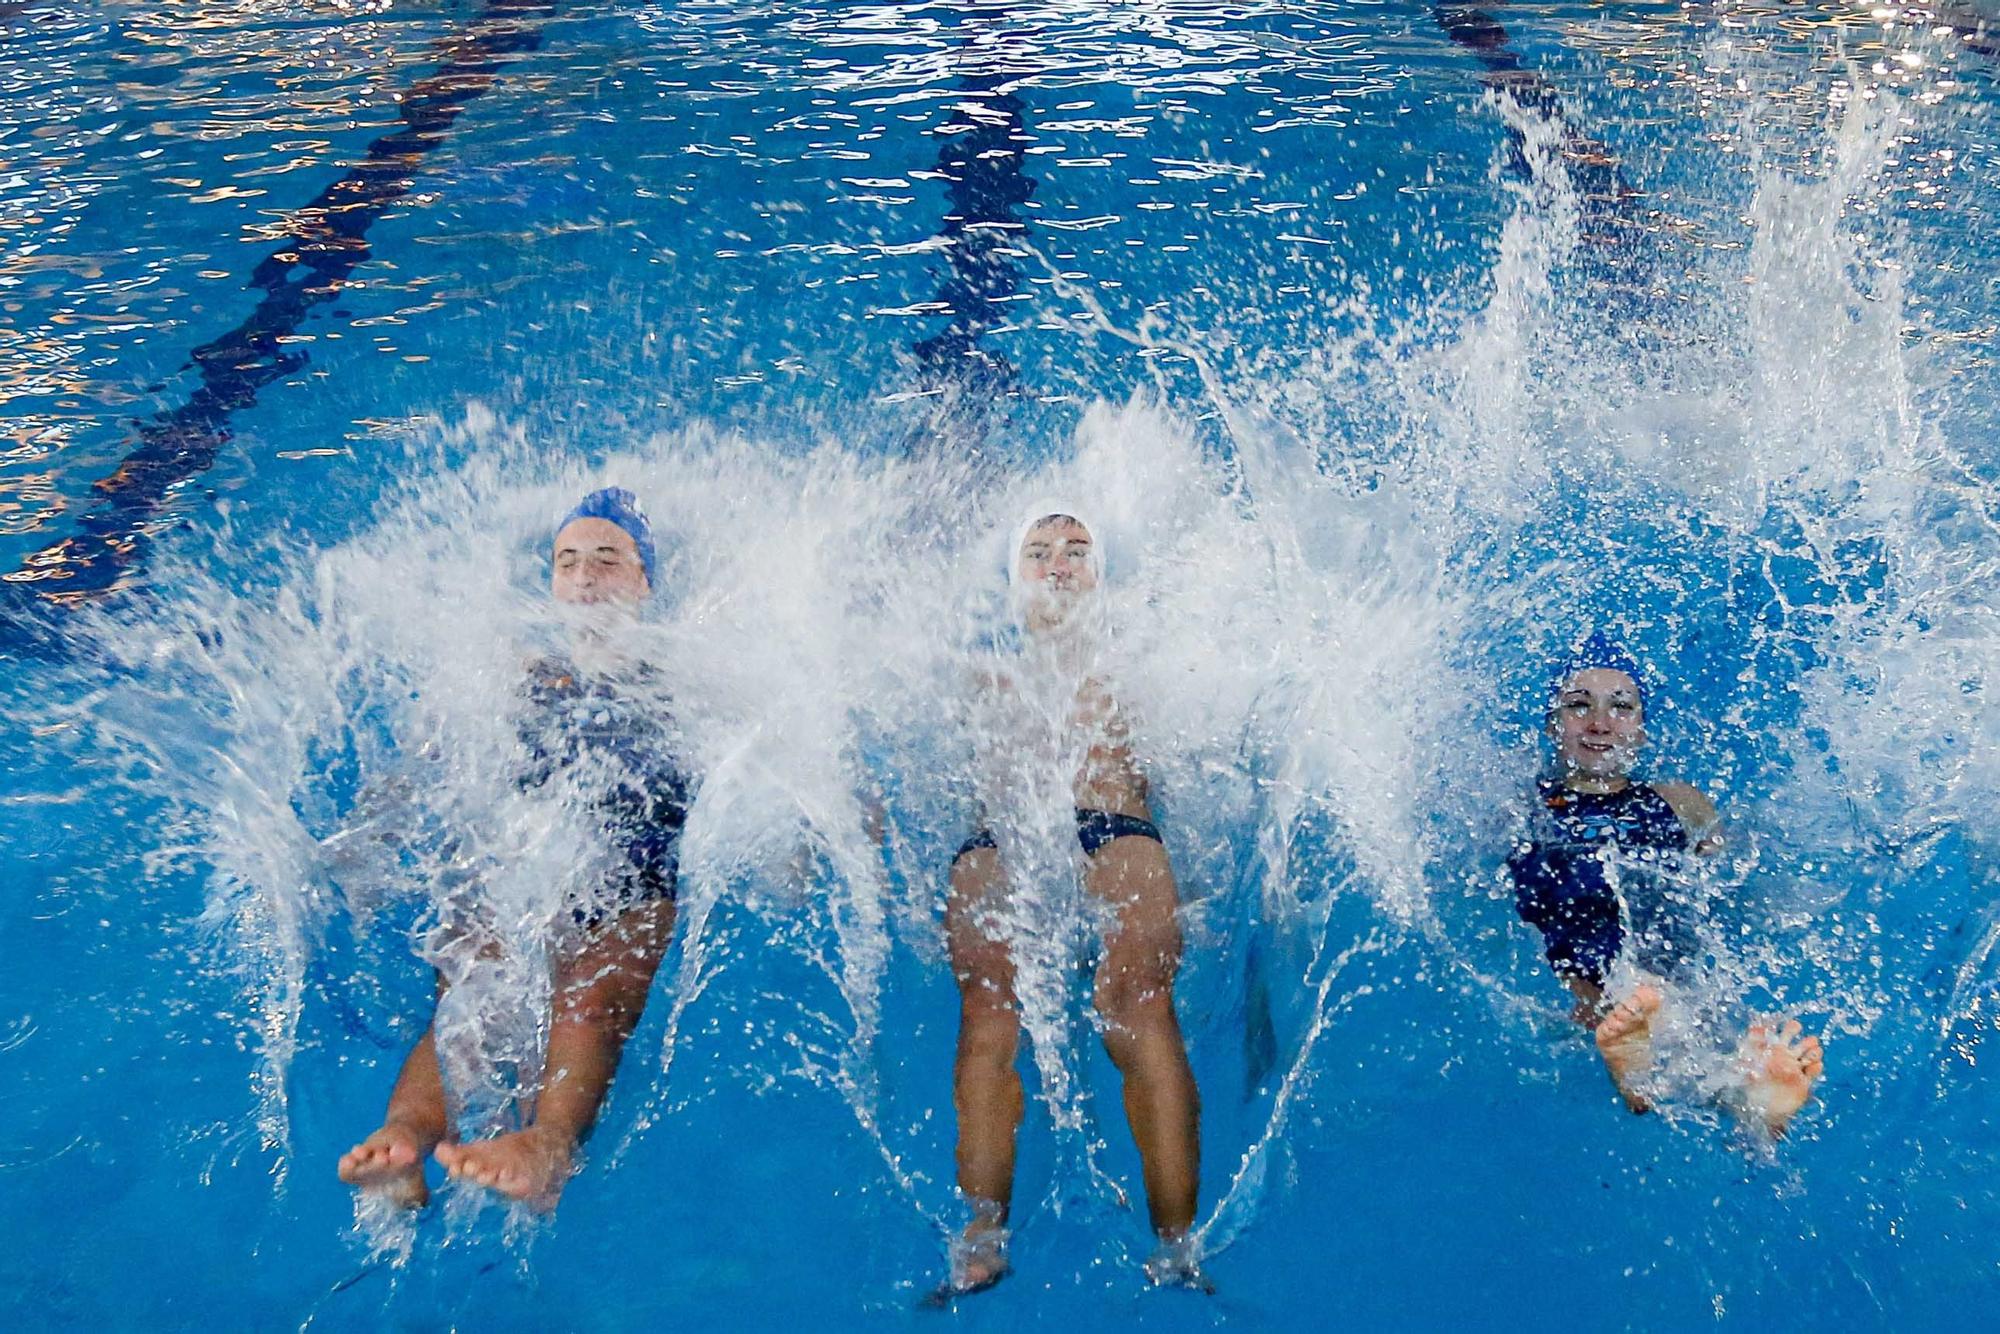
top-left (1017, 516), bottom-right (1097, 631)
top-left (1548, 667), bottom-right (1644, 781)
top-left (551, 517), bottom-right (649, 607)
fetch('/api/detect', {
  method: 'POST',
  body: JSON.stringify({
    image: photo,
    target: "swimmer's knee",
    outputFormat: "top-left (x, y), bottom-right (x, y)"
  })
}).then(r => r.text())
top-left (956, 1006), bottom-right (1020, 1066)
top-left (1094, 967), bottom-right (1176, 1031)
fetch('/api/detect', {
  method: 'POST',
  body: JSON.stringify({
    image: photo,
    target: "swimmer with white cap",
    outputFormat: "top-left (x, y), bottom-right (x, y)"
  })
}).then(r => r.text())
top-left (933, 506), bottom-right (1207, 1301)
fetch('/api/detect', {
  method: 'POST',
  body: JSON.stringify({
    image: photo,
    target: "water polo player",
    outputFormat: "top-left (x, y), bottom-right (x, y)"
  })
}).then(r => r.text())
top-left (337, 487), bottom-right (691, 1210)
top-left (937, 507), bottom-right (1206, 1299)
top-left (1508, 633), bottom-right (1823, 1136)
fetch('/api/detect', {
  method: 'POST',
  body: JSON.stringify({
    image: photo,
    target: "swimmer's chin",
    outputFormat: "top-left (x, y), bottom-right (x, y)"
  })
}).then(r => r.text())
top-left (1021, 592), bottom-right (1096, 633)
top-left (553, 599), bottom-right (642, 636)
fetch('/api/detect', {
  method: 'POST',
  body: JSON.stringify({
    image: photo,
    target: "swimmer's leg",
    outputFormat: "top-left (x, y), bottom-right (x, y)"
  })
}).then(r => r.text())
top-left (1732, 1017), bottom-right (1824, 1138)
top-left (1593, 984), bottom-right (1663, 1114)
top-left (338, 974), bottom-right (451, 1209)
top-left (1086, 834), bottom-right (1205, 1287)
top-left (435, 898), bottom-right (676, 1210)
top-left (941, 846), bottom-right (1021, 1297)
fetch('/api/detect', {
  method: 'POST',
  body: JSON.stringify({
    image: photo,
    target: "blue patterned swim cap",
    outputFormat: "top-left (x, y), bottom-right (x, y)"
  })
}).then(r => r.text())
top-left (1547, 630), bottom-right (1648, 714)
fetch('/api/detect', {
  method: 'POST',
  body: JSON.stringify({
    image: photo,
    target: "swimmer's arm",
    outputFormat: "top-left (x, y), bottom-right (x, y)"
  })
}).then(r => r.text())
top-left (1654, 781), bottom-right (1723, 855)
top-left (321, 738), bottom-right (447, 849)
top-left (855, 766), bottom-right (888, 851)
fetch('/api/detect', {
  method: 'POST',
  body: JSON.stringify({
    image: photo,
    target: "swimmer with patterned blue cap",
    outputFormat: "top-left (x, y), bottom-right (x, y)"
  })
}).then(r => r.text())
top-left (551, 486), bottom-right (657, 600)
top-left (1506, 631), bottom-right (1824, 1137)
top-left (339, 486), bottom-right (690, 1211)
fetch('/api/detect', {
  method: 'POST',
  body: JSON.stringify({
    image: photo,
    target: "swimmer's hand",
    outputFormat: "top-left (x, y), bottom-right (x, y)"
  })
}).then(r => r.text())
top-left (434, 1124), bottom-right (576, 1212)
top-left (318, 772), bottom-right (433, 899)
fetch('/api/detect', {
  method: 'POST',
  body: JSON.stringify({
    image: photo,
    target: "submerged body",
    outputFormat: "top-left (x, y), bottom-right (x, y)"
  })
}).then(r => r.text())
top-left (940, 513), bottom-right (1204, 1298)
top-left (338, 490), bottom-right (685, 1210)
top-left (1509, 776), bottom-right (1702, 991)
top-left (1508, 645), bottom-right (1823, 1135)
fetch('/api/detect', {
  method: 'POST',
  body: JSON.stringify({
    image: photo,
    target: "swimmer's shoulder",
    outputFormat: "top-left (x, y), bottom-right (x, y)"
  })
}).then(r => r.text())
top-left (1649, 780), bottom-right (1721, 851)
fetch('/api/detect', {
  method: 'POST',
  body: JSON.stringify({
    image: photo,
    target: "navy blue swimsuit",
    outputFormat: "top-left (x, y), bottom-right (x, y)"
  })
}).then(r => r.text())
top-left (518, 658), bottom-right (690, 928)
top-left (952, 809), bottom-right (1162, 864)
top-left (1508, 779), bottom-right (1692, 987)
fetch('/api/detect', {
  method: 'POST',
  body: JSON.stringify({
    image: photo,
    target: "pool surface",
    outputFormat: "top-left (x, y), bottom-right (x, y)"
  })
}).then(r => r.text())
top-left (2, 2), bottom-right (1998, 1329)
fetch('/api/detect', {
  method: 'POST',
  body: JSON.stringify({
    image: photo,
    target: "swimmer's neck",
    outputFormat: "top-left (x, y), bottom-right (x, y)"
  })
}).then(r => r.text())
top-left (1023, 619), bottom-right (1100, 669)
top-left (566, 629), bottom-right (641, 676)
top-left (1561, 771), bottom-right (1633, 797)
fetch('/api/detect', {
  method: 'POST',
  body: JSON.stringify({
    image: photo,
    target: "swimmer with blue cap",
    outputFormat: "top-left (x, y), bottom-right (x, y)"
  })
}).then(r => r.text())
top-left (1507, 632), bottom-right (1824, 1137)
top-left (551, 486), bottom-right (656, 606)
top-left (340, 486), bottom-right (688, 1211)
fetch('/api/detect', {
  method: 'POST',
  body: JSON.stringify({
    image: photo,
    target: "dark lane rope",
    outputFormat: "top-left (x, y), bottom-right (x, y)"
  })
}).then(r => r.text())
top-left (1432, 3), bottom-right (1639, 262)
top-left (1, 0), bottom-right (557, 651)
top-left (905, 62), bottom-right (1035, 457)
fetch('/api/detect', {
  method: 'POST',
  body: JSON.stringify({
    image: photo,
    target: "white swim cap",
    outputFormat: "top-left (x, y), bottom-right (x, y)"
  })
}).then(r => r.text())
top-left (1005, 501), bottom-right (1105, 633)
top-left (1006, 501), bottom-right (1103, 588)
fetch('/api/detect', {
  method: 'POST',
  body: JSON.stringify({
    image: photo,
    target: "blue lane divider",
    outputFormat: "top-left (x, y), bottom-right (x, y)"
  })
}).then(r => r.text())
top-left (1431, 2), bottom-right (1639, 259)
top-left (905, 61), bottom-right (1035, 453)
top-left (911, 71), bottom-right (1035, 399)
top-left (0, 0), bottom-right (558, 658)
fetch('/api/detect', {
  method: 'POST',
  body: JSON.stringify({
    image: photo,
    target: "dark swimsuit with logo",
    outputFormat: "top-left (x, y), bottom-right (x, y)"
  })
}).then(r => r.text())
top-left (1507, 778), bottom-right (1694, 987)
top-left (518, 658), bottom-right (691, 928)
top-left (951, 809), bottom-right (1162, 864)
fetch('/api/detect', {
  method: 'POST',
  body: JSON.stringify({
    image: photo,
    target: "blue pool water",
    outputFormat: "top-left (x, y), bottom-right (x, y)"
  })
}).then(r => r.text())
top-left (3, 1), bottom-right (1998, 1328)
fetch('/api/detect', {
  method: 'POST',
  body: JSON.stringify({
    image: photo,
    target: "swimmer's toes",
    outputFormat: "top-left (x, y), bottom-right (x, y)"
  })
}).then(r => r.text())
top-left (339, 1138), bottom-right (430, 1207)
top-left (1597, 986), bottom-right (1663, 1042)
top-left (1144, 1253), bottom-right (1216, 1295)
top-left (341, 1131), bottom-right (423, 1185)
top-left (923, 1261), bottom-right (1010, 1309)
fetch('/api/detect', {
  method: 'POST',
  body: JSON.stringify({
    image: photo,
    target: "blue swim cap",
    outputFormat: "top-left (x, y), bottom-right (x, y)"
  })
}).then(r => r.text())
top-left (1547, 630), bottom-right (1648, 714)
top-left (555, 487), bottom-right (656, 591)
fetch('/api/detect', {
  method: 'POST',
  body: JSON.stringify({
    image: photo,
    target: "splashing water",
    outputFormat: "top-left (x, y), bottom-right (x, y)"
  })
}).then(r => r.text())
top-left (12, 11), bottom-right (1999, 1323)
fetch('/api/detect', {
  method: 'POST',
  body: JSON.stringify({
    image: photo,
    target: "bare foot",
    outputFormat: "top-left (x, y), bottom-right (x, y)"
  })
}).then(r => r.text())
top-left (337, 1121), bottom-right (435, 1209)
top-left (433, 1123), bottom-right (575, 1210)
top-left (1144, 1231), bottom-right (1216, 1294)
top-left (1735, 1019), bottom-right (1824, 1138)
top-left (922, 1217), bottom-right (1010, 1307)
top-left (1594, 985), bottom-right (1663, 1114)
